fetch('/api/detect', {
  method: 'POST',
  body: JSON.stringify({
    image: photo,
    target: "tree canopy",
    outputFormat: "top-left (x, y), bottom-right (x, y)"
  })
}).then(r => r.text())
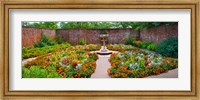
top-left (22, 22), bottom-right (177, 30)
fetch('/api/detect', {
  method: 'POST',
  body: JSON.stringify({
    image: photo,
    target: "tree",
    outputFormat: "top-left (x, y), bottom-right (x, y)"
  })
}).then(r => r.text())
top-left (22, 22), bottom-right (177, 29)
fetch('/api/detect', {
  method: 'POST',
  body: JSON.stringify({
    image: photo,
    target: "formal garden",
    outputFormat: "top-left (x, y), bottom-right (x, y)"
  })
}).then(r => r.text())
top-left (22, 22), bottom-right (178, 78)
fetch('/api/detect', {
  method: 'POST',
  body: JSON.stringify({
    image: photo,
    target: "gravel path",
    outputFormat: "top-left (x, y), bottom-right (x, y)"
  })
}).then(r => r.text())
top-left (22, 57), bottom-right (37, 66)
top-left (147, 68), bottom-right (178, 78)
top-left (91, 55), bottom-right (111, 78)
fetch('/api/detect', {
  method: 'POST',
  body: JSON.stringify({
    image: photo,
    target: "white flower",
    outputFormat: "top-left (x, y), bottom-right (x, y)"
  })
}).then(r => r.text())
top-left (121, 62), bottom-right (125, 66)
top-left (75, 64), bottom-right (82, 69)
top-left (66, 65), bottom-right (70, 69)
top-left (125, 51), bottom-right (133, 55)
top-left (129, 63), bottom-right (135, 69)
top-left (129, 63), bottom-right (138, 69)
top-left (117, 53), bottom-right (124, 58)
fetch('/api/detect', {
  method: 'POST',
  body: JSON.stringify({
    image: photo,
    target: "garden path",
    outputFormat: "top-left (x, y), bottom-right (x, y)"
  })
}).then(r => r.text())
top-left (147, 68), bottom-right (178, 78)
top-left (91, 55), bottom-right (111, 78)
top-left (22, 57), bottom-right (37, 66)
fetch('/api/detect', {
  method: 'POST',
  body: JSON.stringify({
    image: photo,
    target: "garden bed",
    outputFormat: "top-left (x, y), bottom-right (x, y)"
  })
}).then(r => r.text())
top-left (22, 44), bottom-right (101, 78)
top-left (22, 43), bottom-right (71, 59)
top-left (106, 44), bottom-right (178, 78)
top-left (22, 44), bottom-right (178, 78)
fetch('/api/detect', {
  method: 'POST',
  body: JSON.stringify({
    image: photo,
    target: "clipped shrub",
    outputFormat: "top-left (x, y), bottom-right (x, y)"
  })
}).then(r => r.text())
top-left (147, 43), bottom-right (157, 51)
top-left (156, 37), bottom-right (178, 58)
top-left (141, 41), bottom-right (152, 48)
top-left (124, 37), bottom-right (135, 45)
top-left (78, 38), bottom-right (87, 45)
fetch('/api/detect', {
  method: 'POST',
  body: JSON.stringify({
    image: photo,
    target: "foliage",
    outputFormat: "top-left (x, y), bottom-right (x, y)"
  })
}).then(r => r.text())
top-left (132, 40), bottom-right (157, 51)
top-left (141, 41), bottom-right (153, 48)
top-left (132, 40), bottom-right (142, 47)
top-left (78, 38), bottom-right (87, 45)
top-left (34, 34), bottom-right (56, 48)
top-left (55, 34), bottom-right (64, 44)
top-left (60, 22), bottom-right (114, 29)
top-left (124, 37), bottom-right (135, 45)
top-left (106, 44), bottom-right (135, 52)
top-left (22, 67), bottom-right (31, 78)
top-left (129, 22), bottom-right (176, 30)
top-left (22, 43), bottom-right (71, 59)
top-left (88, 52), bottom-right (99, 61)
top-left (22, 22), bottom-right (177, 30)
top-left (147, 43), bottom-right (157, 51)
top-left (22, 22), bottom-right (59, 29)
top-left (47, 72), bottom-right (62, 78)
top-left (156, 37), bottom-right (178, 58)
top-left (72, 44), bottom-right (102, 51)
top-left (101, 31), bottom-right (107, 34)
top-left (22, 66), bottom-right (48, 78)
top-left (22, 66), bottom-right (62, 78)
top-left (29, 66), bottom-right (49, 78)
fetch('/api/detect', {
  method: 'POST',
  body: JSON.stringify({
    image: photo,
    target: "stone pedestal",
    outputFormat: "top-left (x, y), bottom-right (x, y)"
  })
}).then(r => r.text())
top-left (97, 46), bottom-right (112, 55)
top-left (96, 34), bottom-right (112, 55)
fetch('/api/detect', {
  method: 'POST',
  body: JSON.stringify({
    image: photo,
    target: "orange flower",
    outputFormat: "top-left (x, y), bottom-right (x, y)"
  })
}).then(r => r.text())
top-left (128, 70), bottom-right (132, 73)
top-left (87, 52), bottom-right (91, 55)
top-left (121, 67), bottom-right (127, 72)
top-left (77, 74), bottom-right (81, 78)
top-left (61, 72), bottom-right (66, 77)
top-left (111, 63), bottom-right (116, 67)
top-left (56, 69), bottom-right (62, 74)
top-left (82, 65), bottom-right (86, 72)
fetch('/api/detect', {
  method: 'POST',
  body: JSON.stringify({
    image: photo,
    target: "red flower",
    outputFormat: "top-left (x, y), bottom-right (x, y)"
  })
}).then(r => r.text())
top-left (72, 61), bottom-right (78, 67)
top-left (62, 58), bottom-right (67, 64)
top-left (66, 58), bottom-right (71, 63)
top-left (144, 62), bottom-right (149, 66)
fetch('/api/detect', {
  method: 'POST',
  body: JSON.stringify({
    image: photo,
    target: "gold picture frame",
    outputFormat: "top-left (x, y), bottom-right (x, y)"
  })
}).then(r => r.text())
top-left (0, 0), bottom-right (199, 100)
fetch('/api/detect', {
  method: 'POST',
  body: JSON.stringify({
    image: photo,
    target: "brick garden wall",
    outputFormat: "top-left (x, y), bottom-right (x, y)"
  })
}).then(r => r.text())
top-left (22, 24), bottom-right (178, 47)
top-left (140, 24), bottom-right (178, 44)
top-left (22, 27), bottom-right (56, 47)
top-left (56, 29), bottom-right (137, 44)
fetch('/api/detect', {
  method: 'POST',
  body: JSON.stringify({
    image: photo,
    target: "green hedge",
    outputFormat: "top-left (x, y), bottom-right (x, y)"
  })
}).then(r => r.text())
top-left (156, 37), bottom-right (178, 58)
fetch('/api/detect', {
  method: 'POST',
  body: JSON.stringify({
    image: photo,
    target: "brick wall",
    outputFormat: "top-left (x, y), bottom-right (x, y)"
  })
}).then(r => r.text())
top-left (22, 24), bottom-right (178, 47)
top-left (56, 29), bottom-right (137, 44)
top-left (22, 27), bottom-right (56, 47)
top-left (140, 24), bottom-right (178, 44)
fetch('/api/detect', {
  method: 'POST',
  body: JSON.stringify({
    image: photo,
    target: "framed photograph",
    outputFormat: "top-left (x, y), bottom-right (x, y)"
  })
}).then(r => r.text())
top-left (1, 0), bottom-right (199, 99)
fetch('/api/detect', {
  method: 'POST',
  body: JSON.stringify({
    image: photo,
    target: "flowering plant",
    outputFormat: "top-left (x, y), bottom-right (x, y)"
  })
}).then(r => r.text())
top-left (106, 44), bottom-right (134, 52)
top-left (22, 45), bottom-right (99, 78)
top-left (108, 46), bottom-right (178, 78)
